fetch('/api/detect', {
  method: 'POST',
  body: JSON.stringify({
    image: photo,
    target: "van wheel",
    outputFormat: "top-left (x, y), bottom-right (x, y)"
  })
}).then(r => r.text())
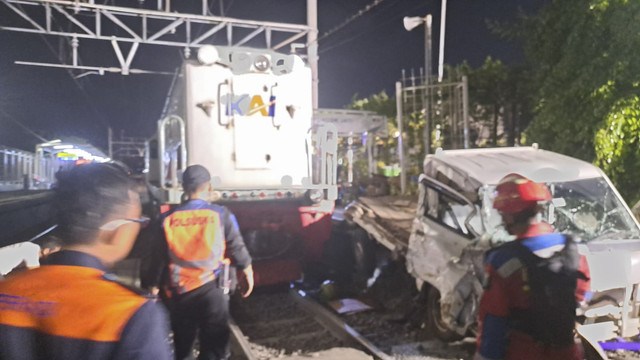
top-left (425, 287), bottom-right (464, 342)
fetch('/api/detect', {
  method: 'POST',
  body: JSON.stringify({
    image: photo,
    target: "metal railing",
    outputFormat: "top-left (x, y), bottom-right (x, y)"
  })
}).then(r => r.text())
top-left (0, 146), bottom-right (36, 191)
top-left (157, 115), bottom-right (187, 190)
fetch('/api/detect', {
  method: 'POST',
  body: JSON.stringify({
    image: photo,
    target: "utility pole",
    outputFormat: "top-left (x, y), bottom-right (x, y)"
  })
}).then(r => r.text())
top-left (438, 0), bottom-right (447, 82)
top-left (307, 0), bottom-right (319, 109)
top-left (424, 15), bottom-right (433, 155)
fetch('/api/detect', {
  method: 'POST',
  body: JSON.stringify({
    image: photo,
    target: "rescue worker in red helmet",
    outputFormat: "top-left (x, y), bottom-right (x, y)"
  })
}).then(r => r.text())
top-left (474, 173), bottom-right (590, 360)
top-left (152, 164), bottom-right (253, 360)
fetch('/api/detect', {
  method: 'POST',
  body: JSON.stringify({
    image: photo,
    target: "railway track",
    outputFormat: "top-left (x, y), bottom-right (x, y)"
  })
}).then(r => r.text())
top-left (229, 287), bottom-right (391, 360)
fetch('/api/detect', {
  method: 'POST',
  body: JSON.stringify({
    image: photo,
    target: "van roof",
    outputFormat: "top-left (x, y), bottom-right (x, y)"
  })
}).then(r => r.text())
top-left (424, 147), bottom-right (603, 191)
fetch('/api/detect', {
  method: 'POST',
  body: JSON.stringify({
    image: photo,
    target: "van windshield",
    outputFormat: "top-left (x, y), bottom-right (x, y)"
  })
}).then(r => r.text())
top-left (482, 177), bottom-right (640, 243)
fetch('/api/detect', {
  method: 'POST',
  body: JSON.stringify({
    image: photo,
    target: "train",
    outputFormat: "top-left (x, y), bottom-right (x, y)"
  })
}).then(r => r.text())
top-left (145, 45), bottom-right (338, 286)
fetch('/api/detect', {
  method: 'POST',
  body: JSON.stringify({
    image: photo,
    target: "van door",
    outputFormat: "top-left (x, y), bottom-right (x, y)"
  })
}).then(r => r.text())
top-left (407, 176), bottom-right (478, 288)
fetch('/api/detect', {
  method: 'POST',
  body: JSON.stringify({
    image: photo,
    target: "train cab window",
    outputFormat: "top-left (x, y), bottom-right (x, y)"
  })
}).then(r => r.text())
top-left (149, 140), bottom-right (158, 159)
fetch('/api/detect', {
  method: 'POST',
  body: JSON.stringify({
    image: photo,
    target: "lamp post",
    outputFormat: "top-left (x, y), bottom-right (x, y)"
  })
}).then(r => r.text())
top-left (404, 14), bottom-right (433, 154)
top-left (438, 0), bottom-right (447, 82)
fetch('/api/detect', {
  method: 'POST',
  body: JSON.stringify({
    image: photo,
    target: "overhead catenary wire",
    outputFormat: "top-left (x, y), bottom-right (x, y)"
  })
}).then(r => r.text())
top-left (319, 0), bottom-right (423, 54)
top-left (319, 0), bottom-right (401, 53)
top-left (0, 109), bottom-right (48, 143)
top-left (317, 0), bottom-right (387, 43)
top-left (13, 3), bottom-right (111, 130)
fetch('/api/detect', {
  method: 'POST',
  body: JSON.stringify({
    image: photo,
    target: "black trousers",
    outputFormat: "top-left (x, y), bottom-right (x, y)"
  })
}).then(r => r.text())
top-left (168, 282), bottom-right (230, 360)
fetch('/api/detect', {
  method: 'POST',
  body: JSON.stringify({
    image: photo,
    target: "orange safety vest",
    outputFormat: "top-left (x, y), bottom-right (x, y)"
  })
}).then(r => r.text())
top-left (0, 265), bottom-right (147, 342)
top-left (163, 208), bottom-right (227, 295)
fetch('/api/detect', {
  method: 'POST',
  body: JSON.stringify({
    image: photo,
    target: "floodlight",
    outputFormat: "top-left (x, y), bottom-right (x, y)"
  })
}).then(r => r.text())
top-left (197, 45), bottom-right (219, 65)
top-left (403, 16), bottom-right (424, 31)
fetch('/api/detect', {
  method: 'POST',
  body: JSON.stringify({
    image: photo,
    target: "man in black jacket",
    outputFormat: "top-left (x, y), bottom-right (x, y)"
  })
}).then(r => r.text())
top-left (149, 164), bottom-right (253, 360)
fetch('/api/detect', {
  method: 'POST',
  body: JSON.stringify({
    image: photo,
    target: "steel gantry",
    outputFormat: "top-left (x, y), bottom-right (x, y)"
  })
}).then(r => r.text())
top-left (0, 0), bottom-right (316, 78)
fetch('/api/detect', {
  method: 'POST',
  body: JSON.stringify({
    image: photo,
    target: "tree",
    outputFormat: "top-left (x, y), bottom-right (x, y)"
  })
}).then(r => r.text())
top-left (449, 59), bottom-right (533, 147)
top-left (471, 57), bottom-right (507, 145)
top-left (516, 0), bottom-right (640, 162)
top-left (594, 96), bottom-right (640, 204)
top-left (348, 91), bottom-right (399, 167)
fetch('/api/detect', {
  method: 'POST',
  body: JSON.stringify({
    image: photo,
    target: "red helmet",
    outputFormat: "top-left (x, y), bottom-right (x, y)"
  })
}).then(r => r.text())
top-left (493, 173), bottom-right (552, 214)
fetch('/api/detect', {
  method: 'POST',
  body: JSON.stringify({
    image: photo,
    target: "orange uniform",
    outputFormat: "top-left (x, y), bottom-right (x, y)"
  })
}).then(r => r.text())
top-left (159, 199), bottom-right (251, 360)
top-left (0, 250), bottom-right (171, 360)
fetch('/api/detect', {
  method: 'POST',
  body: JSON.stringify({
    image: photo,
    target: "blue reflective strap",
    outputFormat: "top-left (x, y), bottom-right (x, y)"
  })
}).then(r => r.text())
top-left (520, 233), bottom-right (565, 252)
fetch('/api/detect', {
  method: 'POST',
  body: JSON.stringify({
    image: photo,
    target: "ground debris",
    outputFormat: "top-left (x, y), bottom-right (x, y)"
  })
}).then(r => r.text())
top-left (390, 339), bottom-right (474, 360)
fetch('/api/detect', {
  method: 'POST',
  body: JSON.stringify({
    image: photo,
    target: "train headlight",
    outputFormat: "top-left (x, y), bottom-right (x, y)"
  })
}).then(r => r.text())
top-left (197, 45), bottom-right (219, 65)
top-left (253, 55), bottom-right (270, 72)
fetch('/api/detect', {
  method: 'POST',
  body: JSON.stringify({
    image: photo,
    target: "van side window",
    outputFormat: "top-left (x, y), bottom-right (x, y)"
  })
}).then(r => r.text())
top-left (424, 186), bottom-right (474, 237)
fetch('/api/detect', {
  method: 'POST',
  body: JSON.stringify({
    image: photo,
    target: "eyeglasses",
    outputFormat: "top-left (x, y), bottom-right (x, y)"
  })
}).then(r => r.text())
top-left (99, 216), bottom-right (150, 231)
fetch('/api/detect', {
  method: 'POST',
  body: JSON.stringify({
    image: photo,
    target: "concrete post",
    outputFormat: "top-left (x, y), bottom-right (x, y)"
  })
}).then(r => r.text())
top-left (424, 15), bottom-right (433, 155)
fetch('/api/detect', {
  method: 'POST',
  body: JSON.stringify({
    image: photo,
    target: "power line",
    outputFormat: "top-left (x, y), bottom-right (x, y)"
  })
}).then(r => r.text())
top-left (319, 0), bottom-right (413, 54)
top-left (15, 3), bottom-right (112, 130)
top-left (224, 0), bottom-right (235, 15)
top-left (317, 0), bottom-right (387, 43)
top-left (0, 109), bottom-right (48, 142)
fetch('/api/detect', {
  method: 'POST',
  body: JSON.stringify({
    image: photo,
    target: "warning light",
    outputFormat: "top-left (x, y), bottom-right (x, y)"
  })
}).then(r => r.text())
top-left (75, 159), bottom-right (92, 165)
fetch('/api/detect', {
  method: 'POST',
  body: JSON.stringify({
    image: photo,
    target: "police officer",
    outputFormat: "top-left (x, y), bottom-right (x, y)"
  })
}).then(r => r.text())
top-left (0, 163), bottom-right (171, 360)
top-left (474, 173), bottom-right (590, 360)
top-left (159, 164), bottom-right (253, 360)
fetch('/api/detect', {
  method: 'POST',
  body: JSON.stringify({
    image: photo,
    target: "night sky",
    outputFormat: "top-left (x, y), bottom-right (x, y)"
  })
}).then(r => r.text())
top-left (0, 0), bottom-right (548, 152)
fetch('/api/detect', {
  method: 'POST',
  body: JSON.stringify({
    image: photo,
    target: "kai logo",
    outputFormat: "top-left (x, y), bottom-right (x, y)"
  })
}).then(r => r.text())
top-left (222, 94), bottom-right (275, 117)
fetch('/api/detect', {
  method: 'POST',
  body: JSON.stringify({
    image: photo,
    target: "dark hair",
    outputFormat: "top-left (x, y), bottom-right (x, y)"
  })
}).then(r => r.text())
top-left (54, 163), bottom-right (136, 246)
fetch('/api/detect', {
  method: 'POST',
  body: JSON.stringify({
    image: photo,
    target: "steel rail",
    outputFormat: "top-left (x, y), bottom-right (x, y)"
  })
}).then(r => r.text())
top-left (289, 288), bottom-right (394, 360)
top-left (228, 317), bottom-right (258, 360)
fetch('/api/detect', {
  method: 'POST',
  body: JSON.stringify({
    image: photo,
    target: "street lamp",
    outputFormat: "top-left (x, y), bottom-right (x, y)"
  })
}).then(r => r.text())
top-left (403, 14), bottom-right (433, 154)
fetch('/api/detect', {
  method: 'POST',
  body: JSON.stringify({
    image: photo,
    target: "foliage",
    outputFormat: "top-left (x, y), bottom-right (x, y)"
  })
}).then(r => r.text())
top-left (349, 91), bottom-right (396, 118)
top-left (448, 58), bottom-right (534, 147)
top-left (595, 96), bottom-right (640, 204)
top-left (348, 91), bottom-right (399, 168)
top-left (514, 0), bottom-right (640, 161)
top-left (347, 91), bottom-right (423, 195)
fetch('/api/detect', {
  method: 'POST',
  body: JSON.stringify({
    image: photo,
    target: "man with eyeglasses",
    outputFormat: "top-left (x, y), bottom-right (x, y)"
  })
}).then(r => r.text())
top-left (0, 163), bottom-right (171, 360)
top-left (152, 164), bottom-right (253, 360)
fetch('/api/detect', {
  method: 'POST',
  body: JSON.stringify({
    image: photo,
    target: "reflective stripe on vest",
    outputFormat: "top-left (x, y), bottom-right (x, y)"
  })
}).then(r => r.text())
top-left (163, 208), bottom-right (226, 294)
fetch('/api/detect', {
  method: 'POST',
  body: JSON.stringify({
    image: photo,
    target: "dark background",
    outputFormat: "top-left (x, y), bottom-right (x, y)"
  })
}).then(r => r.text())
top-left (0, 0), bottom-right (548, 151)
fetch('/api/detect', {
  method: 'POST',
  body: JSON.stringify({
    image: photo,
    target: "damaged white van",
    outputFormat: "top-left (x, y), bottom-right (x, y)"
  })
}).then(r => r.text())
top-left (345, 146), bottom-right (640, 345)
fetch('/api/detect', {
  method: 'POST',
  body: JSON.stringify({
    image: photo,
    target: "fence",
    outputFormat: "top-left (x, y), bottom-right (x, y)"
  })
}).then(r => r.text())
top-left (0, 146), bottom-right (35, 191)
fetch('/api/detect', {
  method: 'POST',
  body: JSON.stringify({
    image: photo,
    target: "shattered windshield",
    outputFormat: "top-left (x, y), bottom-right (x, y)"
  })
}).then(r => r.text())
top-left (481, 177), bottom-right (640, 243)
